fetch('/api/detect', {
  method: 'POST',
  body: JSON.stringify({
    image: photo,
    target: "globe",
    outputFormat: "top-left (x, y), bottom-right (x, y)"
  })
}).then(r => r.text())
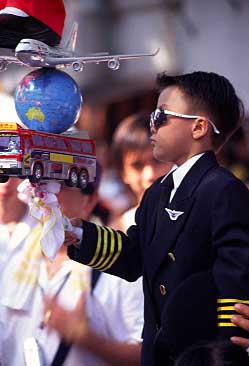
top-left (14, 68), bottom-right (82, 134)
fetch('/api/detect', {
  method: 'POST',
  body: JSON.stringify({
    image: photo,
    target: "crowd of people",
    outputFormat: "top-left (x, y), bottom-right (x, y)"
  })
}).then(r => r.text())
top-left (0, 1), bottom-right (249, 366)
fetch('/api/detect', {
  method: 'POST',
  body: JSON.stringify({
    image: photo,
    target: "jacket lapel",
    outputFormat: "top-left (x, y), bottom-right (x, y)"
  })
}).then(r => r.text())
top-left (145, 151), bottom-right (218, 286)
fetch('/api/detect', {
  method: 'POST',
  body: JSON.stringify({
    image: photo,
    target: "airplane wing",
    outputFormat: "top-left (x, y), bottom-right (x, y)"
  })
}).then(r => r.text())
top-left (0, 55), bottom-right (23, 71)
top-left (45, 48), bottom-right (160, 71)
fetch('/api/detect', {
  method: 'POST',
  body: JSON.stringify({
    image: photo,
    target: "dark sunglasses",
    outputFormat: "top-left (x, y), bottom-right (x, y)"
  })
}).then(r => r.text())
top-left (150, 107), bottom-right (220, 135)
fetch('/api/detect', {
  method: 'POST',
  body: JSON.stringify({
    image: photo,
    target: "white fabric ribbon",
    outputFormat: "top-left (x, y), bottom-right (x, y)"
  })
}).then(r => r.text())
top-left (17, 180), bottom-right (64, 261)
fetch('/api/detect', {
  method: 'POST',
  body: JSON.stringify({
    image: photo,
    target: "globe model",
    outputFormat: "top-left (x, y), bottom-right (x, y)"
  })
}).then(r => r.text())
top-left (14, 68), bottom-right (82, 134)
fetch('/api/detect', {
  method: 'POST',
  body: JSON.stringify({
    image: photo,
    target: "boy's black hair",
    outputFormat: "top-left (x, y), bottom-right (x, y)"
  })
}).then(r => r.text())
top-left (157, 71), bottom-right (245, 150)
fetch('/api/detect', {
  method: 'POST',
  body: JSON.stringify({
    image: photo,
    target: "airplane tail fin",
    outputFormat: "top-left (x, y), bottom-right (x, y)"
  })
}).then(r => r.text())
top-left (60, 22), bottom-right (78, 52)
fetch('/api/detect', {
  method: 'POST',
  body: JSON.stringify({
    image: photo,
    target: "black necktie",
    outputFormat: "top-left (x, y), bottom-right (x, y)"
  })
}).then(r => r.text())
top-left (160, 171), bottom-right (174, 205)
top-left (155, 172), bottom-right (174, 234)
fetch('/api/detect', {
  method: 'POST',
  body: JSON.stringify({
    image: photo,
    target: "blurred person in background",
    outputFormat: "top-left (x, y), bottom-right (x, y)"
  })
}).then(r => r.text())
top-left (0, 177), bottom-right (36, 269)
top-left (44, 161), bottom-right (144, 366)
top-left (111, 113), bottom-right (173, 231)
top-left (0, 165), bottom-right (143, 366)
top-left (0, 176), bottom-right (89, 366)
top-left (0, 164), bottom-right (143, 365)
top-left (96, 135), bottom-right (137, 222)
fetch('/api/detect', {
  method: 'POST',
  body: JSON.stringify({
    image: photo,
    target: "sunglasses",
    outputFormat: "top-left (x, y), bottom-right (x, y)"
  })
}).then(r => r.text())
top-left (150, 107), bottom-right (220, 135)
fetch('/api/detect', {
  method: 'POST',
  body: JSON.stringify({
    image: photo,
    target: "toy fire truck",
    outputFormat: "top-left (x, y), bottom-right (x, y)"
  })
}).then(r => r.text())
top-left (0, 122), bottom-right (96, 188)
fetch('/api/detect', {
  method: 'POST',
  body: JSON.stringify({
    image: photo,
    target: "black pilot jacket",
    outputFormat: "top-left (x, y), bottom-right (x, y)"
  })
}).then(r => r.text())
top-left (68, 151), bottom-right (249, 366)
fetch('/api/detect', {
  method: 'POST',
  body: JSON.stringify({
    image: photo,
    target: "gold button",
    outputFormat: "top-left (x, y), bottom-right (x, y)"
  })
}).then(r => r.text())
top-left (160, 284), bottom-right (167, 295)
top-left (168, 252), bottom-right (176, 262)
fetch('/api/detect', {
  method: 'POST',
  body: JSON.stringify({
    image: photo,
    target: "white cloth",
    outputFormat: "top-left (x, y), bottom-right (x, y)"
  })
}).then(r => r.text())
top-left (17, 180), bottom-right (64, 261)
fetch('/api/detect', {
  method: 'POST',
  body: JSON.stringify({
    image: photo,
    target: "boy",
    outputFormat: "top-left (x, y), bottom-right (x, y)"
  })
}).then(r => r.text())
top-left (66, 71), bottom-right (249, 366)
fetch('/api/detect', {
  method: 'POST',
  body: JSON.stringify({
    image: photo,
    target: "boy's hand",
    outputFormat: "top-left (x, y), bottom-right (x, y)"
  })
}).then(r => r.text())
top-left (64, 230), bottom-right (78, 247)
top-left (64, 217), bottom-right (83, 247)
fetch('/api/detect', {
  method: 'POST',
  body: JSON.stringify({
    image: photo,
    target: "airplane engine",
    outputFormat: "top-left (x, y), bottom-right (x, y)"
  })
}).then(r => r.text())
top-left (0, 60), bottom-right (8, 72)
top-left (107, 58), bottom-right (120, 71)
top-left (72, 61), bottom-right (84, 72)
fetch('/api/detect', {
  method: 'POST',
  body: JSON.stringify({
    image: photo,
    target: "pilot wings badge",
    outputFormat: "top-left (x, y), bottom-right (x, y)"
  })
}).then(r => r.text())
top-left (165, 208), bottom-right (184, 221)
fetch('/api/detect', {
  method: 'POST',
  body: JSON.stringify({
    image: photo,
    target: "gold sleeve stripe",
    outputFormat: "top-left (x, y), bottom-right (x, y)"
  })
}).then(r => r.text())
top-left (217, 299), bottom-right (249, 304)
top-left (91, 226), bottom-right (109, 268)
top-left (87, 225), bottom-right (102, 266)
top-left (99, 231), bottom-right (122, 271)
top-left (218, 323), bottom-right (237, 327)
top-left (218, 314), bottom-right (233, 319)
top-left (94, 227), bottom-right (115, 270)
top-left (217, 306), bottom-right (235, 311)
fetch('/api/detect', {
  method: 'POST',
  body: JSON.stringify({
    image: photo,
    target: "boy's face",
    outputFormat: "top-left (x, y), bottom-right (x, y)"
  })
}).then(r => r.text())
top-left (150, 85), bottom-right (195, 166)
top-left (122, 146), bottom-right (171, 199)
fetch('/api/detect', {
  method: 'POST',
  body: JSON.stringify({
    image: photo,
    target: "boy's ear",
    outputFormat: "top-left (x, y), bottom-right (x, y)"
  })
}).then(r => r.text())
top-left (192, 118), bottom-right (209, 140)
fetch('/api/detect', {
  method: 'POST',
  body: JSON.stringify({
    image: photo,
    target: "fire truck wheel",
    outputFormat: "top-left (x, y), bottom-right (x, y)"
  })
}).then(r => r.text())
top-left (29, 163), bottom-right (43, 183)
top-left (66, 168), bottom-right (78, 187)
top-left (78, 169), bottom-right (89, 189)
top-left (0, 175), bottom-right (9, 183)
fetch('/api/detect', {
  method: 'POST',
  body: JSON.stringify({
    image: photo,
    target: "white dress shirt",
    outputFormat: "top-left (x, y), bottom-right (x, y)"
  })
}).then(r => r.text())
top-left (161, 153), bottom-right (205, 202)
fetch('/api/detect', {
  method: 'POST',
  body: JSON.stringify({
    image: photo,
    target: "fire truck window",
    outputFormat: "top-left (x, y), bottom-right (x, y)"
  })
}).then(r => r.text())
top-left (82, 141), bottom-right (93, 154)
top-left (0, 135), bottom-right (10, 152)
top-left (32, 135), bottom-right (44, 146)
top-left (57, 138), bottom-right (67, 149)
top-left (0, 135), bottom-right (19, 153)
top-left (70, 140), bottom-right (81, 152)
top-left (5, 136), bottom-right (20, 153)
top-left (44, 136), bottom-right (55, 148)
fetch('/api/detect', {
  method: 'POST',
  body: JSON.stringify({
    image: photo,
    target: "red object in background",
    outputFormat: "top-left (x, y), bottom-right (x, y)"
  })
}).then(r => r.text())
top-left (0, 0), bottom-right (65, 37)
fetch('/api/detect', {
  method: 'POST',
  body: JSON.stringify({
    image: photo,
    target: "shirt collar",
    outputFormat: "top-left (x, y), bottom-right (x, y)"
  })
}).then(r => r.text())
top-left (161, 152), bottom-right (205, 190)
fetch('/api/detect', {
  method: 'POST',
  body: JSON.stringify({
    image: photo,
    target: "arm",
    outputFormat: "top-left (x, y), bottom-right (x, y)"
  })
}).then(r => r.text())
top-left (67, 188), bottom-right (151, 282)
top-left (45, 292), bottom-right (141, 366)
top-left (211, 179), bottom-right (249, 339)
top-left (74, 329), bottom-right (141, 366)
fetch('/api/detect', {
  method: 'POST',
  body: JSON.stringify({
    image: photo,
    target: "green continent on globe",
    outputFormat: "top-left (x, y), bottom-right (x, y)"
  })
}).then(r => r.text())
top-left (25, 107), bottom-right (45, 123)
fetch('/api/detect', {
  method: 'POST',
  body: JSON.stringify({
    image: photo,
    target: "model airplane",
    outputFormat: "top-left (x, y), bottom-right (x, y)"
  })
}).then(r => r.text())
top-left (0, 22), bottom-right (159, 72)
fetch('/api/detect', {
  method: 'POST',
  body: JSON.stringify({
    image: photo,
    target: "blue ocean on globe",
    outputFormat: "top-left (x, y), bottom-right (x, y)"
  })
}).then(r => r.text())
top-left (14, 68), bottom-right (82, 134)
